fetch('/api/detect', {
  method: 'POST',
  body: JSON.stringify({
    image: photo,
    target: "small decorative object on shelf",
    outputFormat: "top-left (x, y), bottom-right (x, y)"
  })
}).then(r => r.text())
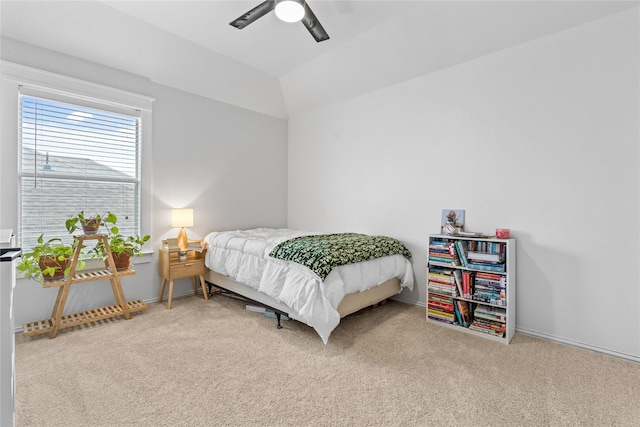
top-left (442, 222), bottom-right (456, 235)
top-left (496, 228), bottom-right (510, 239)
top-left (441, 209), bottom-right (465, 235)
top-left (427, 233), bottom-right (516, 344)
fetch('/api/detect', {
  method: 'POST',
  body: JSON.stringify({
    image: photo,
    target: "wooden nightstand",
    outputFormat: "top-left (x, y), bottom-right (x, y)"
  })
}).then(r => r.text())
top-left (158, 242), bottom-right (208, 309)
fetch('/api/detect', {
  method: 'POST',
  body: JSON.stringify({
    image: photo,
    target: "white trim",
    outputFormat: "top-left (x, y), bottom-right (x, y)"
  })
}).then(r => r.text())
top-left (400, 298), bottom-right (640, 363)
top-left (3, 59), bottom-right (154, 257)
top-left (0, 61), bottom-right (154, 111)
top-left (513, 328), bottom-right (640, 363)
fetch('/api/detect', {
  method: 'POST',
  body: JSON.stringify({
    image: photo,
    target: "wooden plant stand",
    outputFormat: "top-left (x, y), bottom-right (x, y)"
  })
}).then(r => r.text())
top-left (23, 234), bottom-right (148, 338)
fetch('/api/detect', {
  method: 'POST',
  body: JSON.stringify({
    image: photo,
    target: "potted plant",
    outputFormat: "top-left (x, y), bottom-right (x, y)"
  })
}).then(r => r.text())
top-left (17, 234), bottom-right (84, 283)
top-left (65, 211), bottom-right (117, 235)
top-left (101, 233), bottom-right (150, 271)
top-left (66, 211), bottom-right (149, 271)
top-left (81, 212), bottom-right (150, 271)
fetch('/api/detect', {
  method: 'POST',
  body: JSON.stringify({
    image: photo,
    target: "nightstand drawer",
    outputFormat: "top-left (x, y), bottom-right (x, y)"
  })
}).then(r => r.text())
top-left (169, 259), bottom-right (204, 278)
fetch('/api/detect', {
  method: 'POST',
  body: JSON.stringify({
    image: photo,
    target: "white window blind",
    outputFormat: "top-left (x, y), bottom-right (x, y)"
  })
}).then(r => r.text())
top-left (18, 91), bottom-right (142, 250)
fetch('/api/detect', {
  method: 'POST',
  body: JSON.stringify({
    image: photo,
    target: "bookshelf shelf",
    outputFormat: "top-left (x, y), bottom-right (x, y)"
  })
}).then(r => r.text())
top-left (427, 234), bottom-right (516, 344)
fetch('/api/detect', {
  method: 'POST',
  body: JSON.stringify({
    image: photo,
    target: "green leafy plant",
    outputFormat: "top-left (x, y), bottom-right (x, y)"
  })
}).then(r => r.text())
top-left (65, 211), bottom-right (117, 235)
top-left (103, 233), bottom-right (150, 258)
top-left (85, 212), bottom-right (150, 271)
top-left (17, 234), bottom-right (84, 283)
top-left (96, 232), bottom-right (150, 271)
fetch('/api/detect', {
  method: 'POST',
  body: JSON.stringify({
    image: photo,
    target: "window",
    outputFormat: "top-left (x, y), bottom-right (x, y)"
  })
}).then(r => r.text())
top-left (19, 91), bottom-right (142, 250)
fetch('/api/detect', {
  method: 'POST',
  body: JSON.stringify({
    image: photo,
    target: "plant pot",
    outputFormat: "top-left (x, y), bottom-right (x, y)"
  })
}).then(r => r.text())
top-left (38, 256), bottom-right (70, 282)
top-left (81, 219), bottom-right (101, 235)
top-left (106, 253), bottom-right (131, 271)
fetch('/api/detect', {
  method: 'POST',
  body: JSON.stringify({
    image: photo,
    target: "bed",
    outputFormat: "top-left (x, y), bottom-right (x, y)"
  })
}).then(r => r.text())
top-left (203, 228), bottom-right (414, 344)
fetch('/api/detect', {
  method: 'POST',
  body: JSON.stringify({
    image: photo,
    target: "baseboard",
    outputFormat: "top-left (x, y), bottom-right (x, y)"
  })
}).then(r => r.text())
top-left (392, 297), bottom-right (639, 363)
top-left (392, 296), bottom-right (425, 308)
top-left (516, 328), bottom-right (640, 364)
top-left (13, 290), bottom-right (201, 334)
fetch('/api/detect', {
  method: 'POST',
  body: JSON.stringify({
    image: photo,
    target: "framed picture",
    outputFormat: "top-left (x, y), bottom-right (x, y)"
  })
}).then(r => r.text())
top-left (441, 209), bottom-right (465, 227)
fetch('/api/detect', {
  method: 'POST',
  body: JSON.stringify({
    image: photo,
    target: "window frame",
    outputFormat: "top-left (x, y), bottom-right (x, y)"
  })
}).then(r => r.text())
top-left (2, 62), bottom-right (154, 253)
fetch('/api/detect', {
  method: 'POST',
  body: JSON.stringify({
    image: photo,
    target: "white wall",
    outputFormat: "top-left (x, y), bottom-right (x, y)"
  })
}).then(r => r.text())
top-left (0, 39), bottom-right (288, 328)
top-left (288, 9), bottom-right (640, 359)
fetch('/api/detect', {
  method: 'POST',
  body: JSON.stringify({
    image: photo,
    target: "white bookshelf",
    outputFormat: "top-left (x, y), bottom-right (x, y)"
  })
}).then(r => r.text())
top-left (427, 234), bottom-right (516, 344)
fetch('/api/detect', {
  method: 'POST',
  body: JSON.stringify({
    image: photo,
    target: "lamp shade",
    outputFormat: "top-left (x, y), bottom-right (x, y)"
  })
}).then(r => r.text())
top-left (171, 208), bottom-right (193, 228)
top-left (275, 0), bottom-right (305, 23)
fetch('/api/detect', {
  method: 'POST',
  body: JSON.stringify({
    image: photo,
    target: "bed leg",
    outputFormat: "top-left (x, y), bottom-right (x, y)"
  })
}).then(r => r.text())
top-left (275, 312), bottom-right (282, 329)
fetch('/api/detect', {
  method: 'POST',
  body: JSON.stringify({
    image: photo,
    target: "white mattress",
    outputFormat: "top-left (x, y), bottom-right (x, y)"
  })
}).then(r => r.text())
top-left (204, 228), bottom-right (414, 343)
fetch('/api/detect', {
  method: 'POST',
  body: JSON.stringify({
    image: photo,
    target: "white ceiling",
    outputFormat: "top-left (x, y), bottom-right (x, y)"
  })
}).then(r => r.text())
top-left (1, 1), bottom-right (638, 118)
top-left (102, 0), bottom-right (422, 77)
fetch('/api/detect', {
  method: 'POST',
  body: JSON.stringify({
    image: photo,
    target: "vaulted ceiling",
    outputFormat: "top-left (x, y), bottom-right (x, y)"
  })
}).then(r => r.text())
top-left (1, 1), bottom-right (637, 118)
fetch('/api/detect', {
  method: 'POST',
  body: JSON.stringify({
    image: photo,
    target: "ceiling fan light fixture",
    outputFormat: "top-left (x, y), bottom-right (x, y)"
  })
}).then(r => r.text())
top-left (275, 0), bottom-right (305, 23)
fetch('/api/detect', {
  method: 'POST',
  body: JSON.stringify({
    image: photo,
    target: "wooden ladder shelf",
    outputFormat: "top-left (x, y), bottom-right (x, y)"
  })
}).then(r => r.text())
top-left (23, 234), bottom-right (148, 338)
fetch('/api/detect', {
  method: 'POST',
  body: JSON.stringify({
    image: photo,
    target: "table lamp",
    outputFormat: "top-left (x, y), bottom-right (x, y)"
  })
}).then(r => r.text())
top-left (171, 208), bottom-right (193, 251)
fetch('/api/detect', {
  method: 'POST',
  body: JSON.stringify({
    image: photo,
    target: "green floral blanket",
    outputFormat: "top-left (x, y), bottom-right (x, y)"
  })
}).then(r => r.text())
top-left (268, 233), bottom-right (412, 280)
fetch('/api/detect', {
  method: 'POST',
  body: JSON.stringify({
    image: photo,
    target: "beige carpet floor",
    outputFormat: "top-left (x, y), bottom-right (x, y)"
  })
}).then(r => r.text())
top-left (14, 294), bottom-right (640, 426)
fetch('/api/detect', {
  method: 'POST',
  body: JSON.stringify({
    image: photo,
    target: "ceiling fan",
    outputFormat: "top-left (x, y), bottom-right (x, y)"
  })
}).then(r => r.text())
top-left (229, 0), bottom-right (330, 43)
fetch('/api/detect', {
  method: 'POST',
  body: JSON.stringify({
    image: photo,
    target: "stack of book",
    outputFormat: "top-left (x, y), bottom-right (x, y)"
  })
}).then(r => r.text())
top-left (162, 239), bottom-right (205, 253)
top-left (186, 241), bottom-right (205, 252)
top-left (472, 272), bottom-right (506, 306)
top-left (163, 238), bottom-right (180, 253)
top-left (469, 305), bottom-right (506, 338)
top-left (465, 242), bottom-right (505, 272)
top-left (427, 267), bottom-right (458, 297)
top-left (427, 293), bottom-right (455, 324)
top-left (427, 267), bottom-right (458, 324)
top-left (428, 240), bottom-right (460, 266)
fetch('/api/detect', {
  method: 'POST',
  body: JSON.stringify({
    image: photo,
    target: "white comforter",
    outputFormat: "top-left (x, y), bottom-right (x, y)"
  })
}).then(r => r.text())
top-left (204, 228), bottom-right (414, 343)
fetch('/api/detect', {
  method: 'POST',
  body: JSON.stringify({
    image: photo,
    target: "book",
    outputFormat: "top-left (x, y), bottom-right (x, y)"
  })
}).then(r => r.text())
top-left (454, 240), bottom-right (468, 267)
top-left (453, 303), bottom-right (463, 326)
top-left (428, 300), bottom-right (454, 312)
top-left (467, 262), bottom-right (505, 273)
top-left (428, 283), bottom-right (458, 297)
top-left (428, 271), bottom-right (455, 281)
top-left (475, 272), bottom-right (505, 281)
top-left (462, 271), bottom-right (474, 298)
top-left (427, 308), bottom-right (455, 320)
top-left (453, 270), bottom-right (463, 297)
top-left (163, 238), bottom-right (180, 252)
top-left (474, 305), bottom-right (506, 323)
top-left (428, 255), bottom-right (458, 264)
top-left (472, 294), bottom-right (506, 306)
top-left (428, 314), bottom-right (455, 325)
top-left (457, 231), bottom-right (491, 238)
top-left (467, 251), bottom-right (503, 263)
top-left (187, 240), bottom-right (204, 252)
top-left (456, 300), bottom-right (472, 327)
top-left (429, 241), bottom-right (460, 266)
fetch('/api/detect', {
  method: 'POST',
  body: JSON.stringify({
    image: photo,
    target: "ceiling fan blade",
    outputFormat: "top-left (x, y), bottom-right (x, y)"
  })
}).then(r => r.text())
top-left (301, 2), bottom-right (330, 42)
top-left (229, 0), bottom-right (275, 29)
